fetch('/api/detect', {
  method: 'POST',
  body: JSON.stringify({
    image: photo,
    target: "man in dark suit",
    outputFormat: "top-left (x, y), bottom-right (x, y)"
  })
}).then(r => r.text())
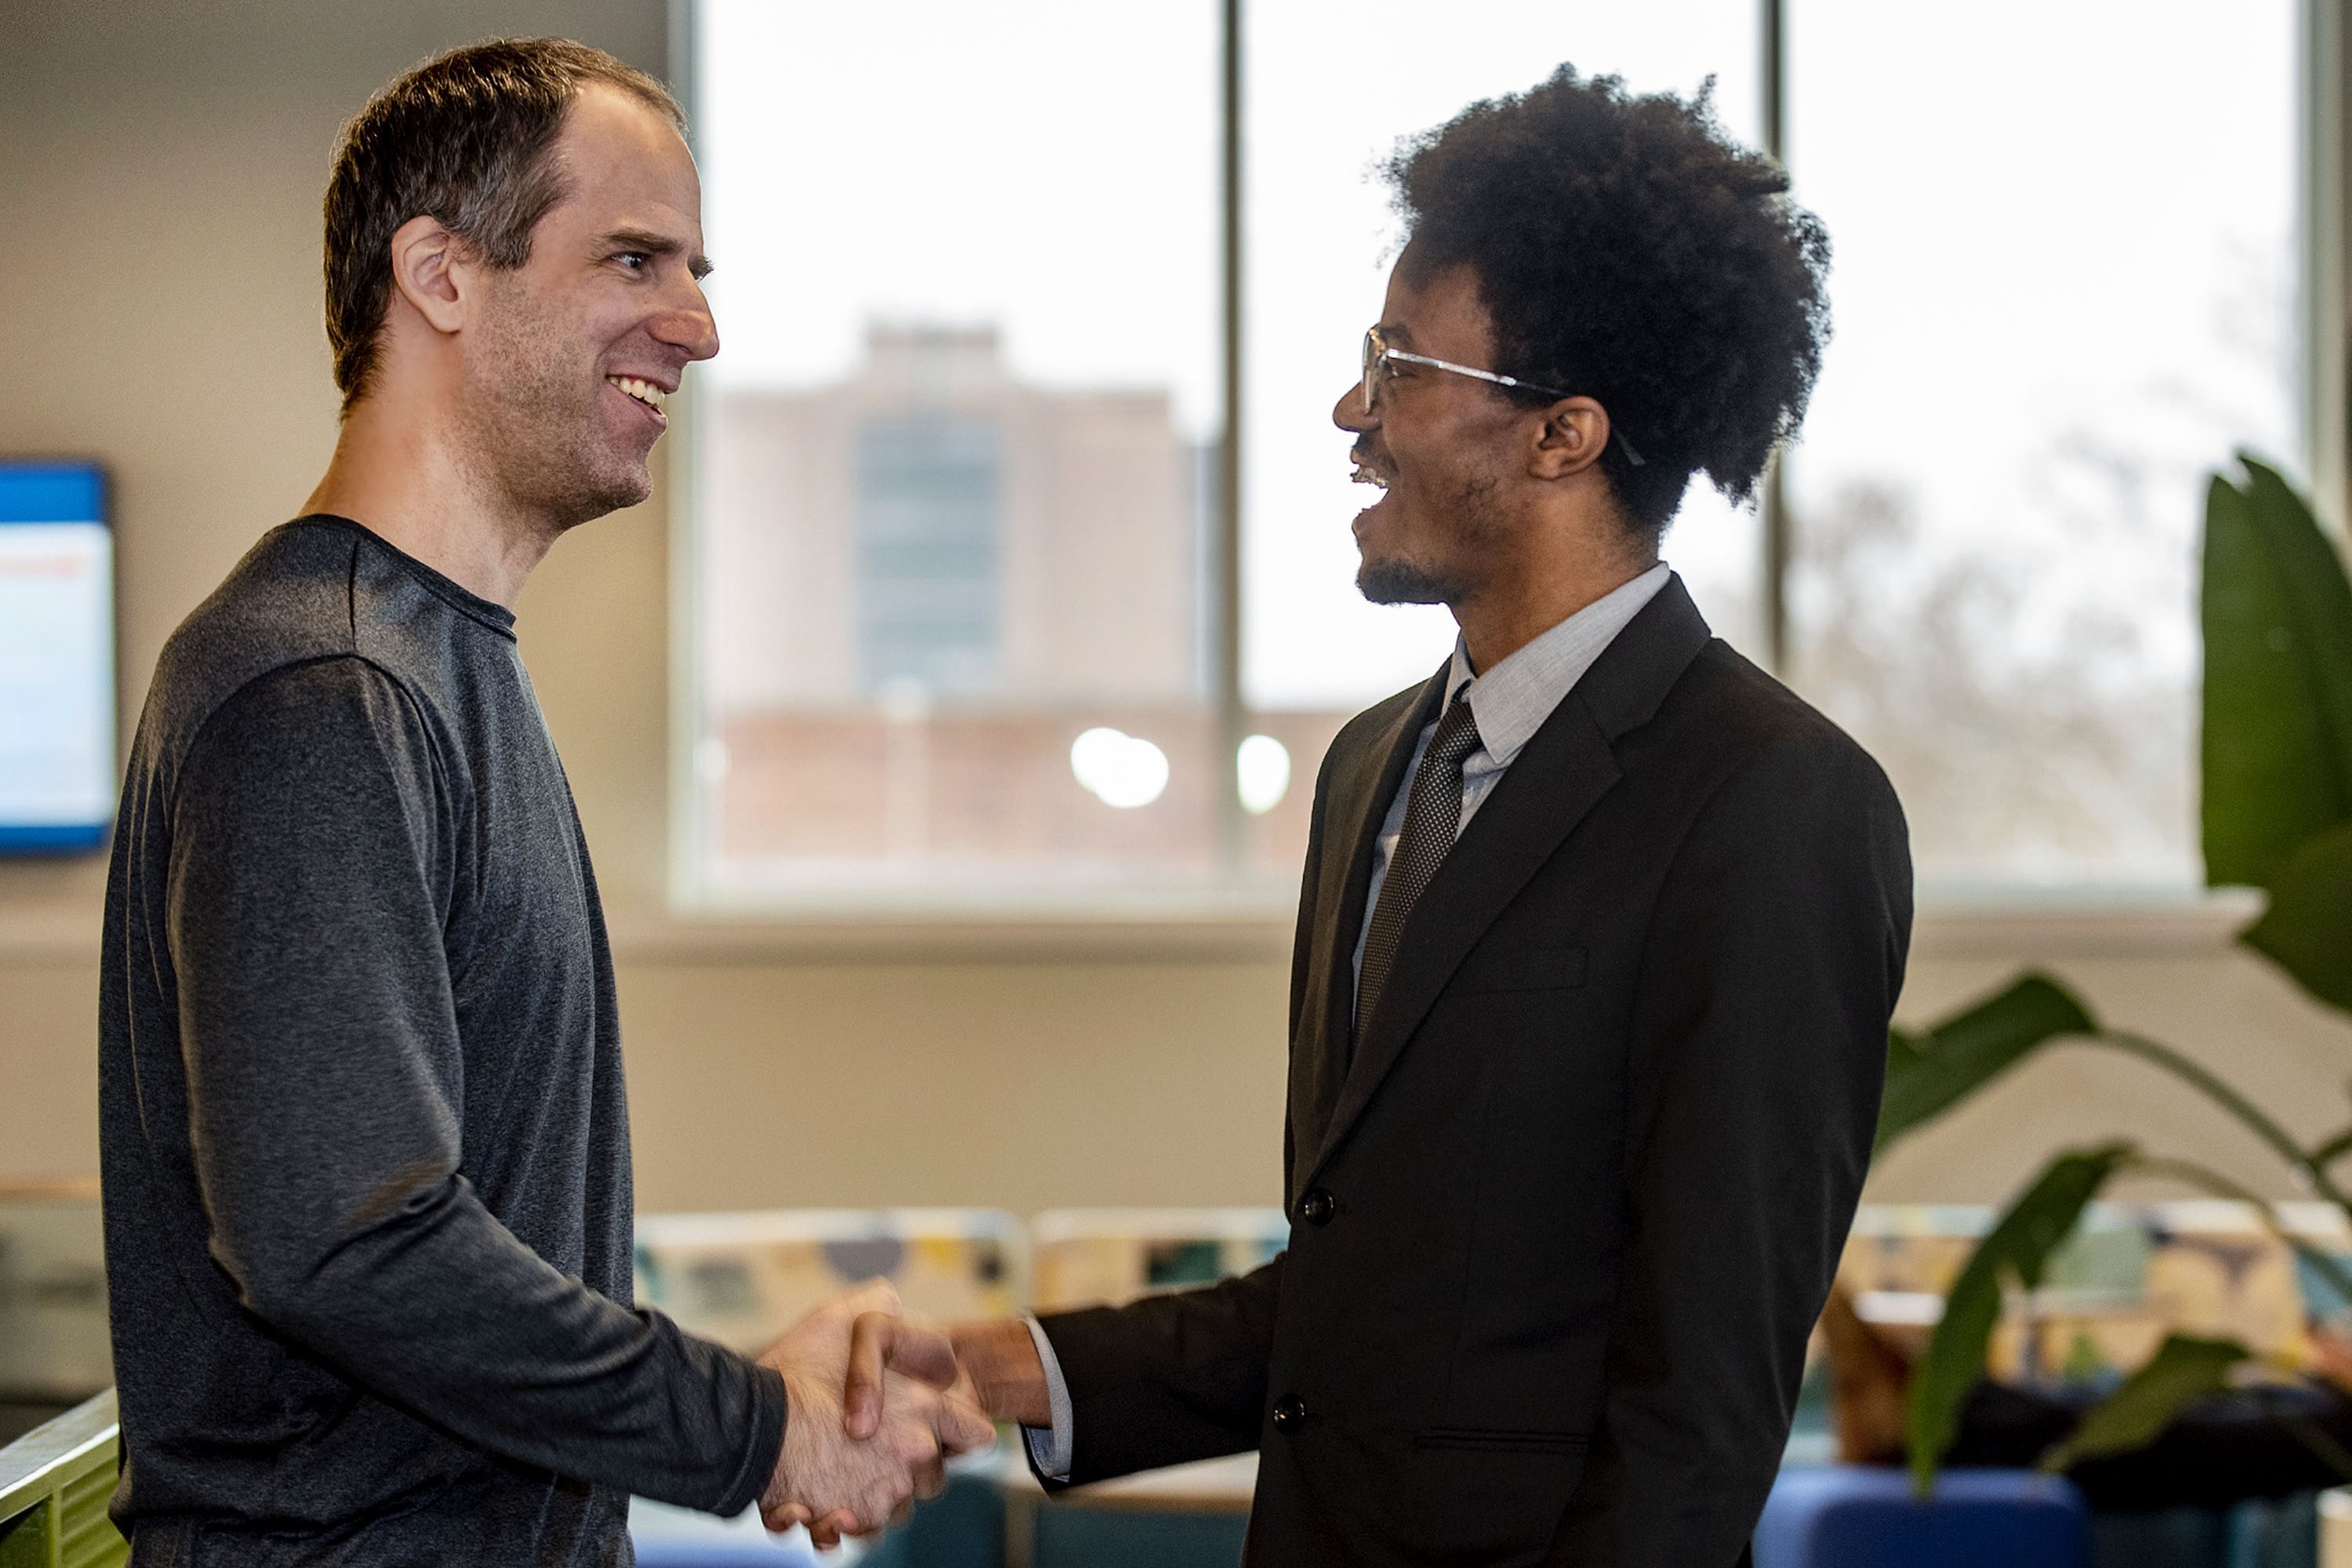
top-left (851, 66), bottom-right (1910, 1566)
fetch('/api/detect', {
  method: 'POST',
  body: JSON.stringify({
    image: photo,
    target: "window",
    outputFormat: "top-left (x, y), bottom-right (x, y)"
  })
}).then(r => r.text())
top-left (681, 0), bottom-right (2320, 910)
top-left (1783, 0), bottom-right (2303, 887)
top-left (686, 0), bottom-right (1224, 903)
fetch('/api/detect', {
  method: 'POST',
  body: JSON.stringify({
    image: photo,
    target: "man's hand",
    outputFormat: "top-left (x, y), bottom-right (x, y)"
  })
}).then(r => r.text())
top-left (843, 1311), bottom-right (989, 1439)
top-left (754, 1281), bottom-right (994, 1545)
top-left (928, 1318), bottom-right (1053, 1428)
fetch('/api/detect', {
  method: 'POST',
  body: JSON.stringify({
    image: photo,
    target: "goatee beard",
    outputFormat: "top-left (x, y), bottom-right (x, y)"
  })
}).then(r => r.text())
top-left (1356, 557), bottom-right (1465, 605)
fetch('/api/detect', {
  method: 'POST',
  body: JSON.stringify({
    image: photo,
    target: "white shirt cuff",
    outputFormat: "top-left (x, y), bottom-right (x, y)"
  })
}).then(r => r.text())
top-left (1021, 1316), bottom-right (1075, 1482)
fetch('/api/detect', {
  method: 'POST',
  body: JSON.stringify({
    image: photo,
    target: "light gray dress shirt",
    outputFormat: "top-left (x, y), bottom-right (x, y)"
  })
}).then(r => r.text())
top-left (1023, 561), bottom-right (1677, 1481)
top-left (1348, 561), bottom-right (1672, 1001)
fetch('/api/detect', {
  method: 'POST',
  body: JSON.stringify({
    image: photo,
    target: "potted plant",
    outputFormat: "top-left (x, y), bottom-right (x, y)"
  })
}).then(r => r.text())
top-left (1881, 457), bottom-right (2352, 1504)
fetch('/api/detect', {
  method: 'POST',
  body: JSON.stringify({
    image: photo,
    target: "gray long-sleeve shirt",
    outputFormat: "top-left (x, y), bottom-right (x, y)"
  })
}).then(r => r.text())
top-left (97, 516), bottom-right (786, 1566)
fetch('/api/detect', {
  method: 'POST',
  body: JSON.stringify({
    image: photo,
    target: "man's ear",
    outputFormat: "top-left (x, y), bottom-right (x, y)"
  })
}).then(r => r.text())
top-left (387, 214), bottom-right (470, 336)
top-left (1528, 396), bottom-right (1612, 481)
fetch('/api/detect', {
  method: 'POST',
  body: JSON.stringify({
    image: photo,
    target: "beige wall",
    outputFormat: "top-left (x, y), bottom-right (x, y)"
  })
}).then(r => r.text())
top-left (5, 0), bottom-right (2351, 1226)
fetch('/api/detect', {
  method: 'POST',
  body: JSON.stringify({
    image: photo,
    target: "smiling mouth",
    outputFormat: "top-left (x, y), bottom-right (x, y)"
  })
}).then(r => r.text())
top-left (608, 376), bottom-right (670, 423)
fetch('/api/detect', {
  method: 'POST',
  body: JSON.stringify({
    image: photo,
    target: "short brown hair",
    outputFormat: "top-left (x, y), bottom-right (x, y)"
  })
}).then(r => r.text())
top-left (322, 38), bottom-right (684, 412)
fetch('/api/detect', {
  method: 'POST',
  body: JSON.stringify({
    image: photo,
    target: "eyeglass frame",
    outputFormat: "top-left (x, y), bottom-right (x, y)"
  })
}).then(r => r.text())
top-left (1360, 325), bottom-right (1646, 468)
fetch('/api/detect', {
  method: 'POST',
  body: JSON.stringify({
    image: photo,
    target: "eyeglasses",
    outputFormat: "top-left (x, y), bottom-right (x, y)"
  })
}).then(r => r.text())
top-left (1360, 325), bottom-right (1645, 467)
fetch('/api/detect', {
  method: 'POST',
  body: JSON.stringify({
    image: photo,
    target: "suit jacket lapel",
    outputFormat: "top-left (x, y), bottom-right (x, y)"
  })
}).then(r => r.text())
top-left (1306, 698), bottom-right (1618, 1184)
top-left (1304, 576), bottom-right (1715, 1189)
top-left (1291, 667), bottom-right (1446, 1185)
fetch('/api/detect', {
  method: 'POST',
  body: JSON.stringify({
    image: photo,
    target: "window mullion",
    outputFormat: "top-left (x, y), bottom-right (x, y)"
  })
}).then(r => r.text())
top-left (2304, 0), bottom-right (2350, 542)
top-left (1216, 0), bottom-right (1248, 876)
top-left (1760, 0), bottom-right (1791, 677)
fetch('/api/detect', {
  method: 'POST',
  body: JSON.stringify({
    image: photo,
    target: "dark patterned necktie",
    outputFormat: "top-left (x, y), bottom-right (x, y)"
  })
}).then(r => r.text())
top-left (1356, 696), bottom-right (1482, 1039)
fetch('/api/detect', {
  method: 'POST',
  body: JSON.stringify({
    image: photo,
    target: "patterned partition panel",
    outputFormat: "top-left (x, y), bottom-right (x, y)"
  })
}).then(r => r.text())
top-left (1029, 1209), bottom-right (1288, 1315)
top-left (1838, 1201), bottom-right (2352, 1386)
top-left (634, 1210), bottom-right (1025, 1356)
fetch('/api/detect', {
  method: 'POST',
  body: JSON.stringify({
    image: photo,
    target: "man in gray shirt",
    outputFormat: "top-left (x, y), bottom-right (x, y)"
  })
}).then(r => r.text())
top-left (97, 39), bottom-right (988, 1566)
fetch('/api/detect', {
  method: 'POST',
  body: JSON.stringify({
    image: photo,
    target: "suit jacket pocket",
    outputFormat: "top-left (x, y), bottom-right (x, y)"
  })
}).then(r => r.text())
top-left (1397, 1428), bottom-right (1592, 1562)
top-left (1414, 1426), bottom-right (1591, 1454)
top-left (1448, 944), bottom-right (1588, 995)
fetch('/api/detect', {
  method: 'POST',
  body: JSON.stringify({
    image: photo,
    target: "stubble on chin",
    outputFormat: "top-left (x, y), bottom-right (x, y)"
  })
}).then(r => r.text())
top-left (463, 290), bottom-right (650, 531)
top-left (1355, 469), bottom-right (1506, 608)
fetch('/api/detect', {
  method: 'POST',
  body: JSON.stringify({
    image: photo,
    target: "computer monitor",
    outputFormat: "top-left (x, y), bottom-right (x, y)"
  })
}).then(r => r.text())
top-left (0, 463), bottom-right (114, 854)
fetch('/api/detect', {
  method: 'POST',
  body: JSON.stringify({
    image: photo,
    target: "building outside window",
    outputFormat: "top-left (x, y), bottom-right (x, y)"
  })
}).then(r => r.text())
top-left (701, 322), bottom-right (1216, 881)
top-left (685, 0), bottom-right (1228, 902)
top-left (856, 408), bottom-right (1004, 699)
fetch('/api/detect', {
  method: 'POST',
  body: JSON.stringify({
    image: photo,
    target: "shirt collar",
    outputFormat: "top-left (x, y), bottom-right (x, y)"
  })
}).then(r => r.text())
top-left (1443, 562), bottom-right (1675, 768)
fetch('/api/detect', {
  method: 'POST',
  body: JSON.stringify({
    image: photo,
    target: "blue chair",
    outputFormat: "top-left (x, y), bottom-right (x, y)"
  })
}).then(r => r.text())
top-left (1755, 1468), bottom-right (2089, 1568)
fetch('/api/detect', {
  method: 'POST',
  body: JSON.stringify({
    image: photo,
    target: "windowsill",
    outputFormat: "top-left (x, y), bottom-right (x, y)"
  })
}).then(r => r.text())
top-left (1904, 885), bottom-right (2263, 960)
top-left (608, 884), bottom-right (2266, 964)
top-left (0, 887), bottom-right (2267, 965)
top-left (613, 885), bottom-right (1301, 964)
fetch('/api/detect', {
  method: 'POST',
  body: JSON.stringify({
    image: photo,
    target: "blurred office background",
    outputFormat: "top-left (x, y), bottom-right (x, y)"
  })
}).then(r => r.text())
top-left (5, 0), bottom-right (2352, 1558)
top-left (5, 0), bottom-right (2343, 1225)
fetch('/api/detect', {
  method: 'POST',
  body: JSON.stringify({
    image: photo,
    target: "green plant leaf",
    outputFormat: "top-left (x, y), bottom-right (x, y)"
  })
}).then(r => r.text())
top-left (2243, 819), bottom-right (2352, 1013)
top-left (2201, 458), bottom-right (2352, 889)
top-left (2243, 459), bottom-right (2352, 779)
top-left (1907, 1142), bottom-right (2134, 1494)
top-left (1876, 975), bottom-right (2098, 1154)
top-left (2038, 1334), bottom-right (2249, 1474)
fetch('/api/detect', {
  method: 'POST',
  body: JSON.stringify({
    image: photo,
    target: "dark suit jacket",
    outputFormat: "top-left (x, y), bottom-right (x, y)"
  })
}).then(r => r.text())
top-left (1036, 578), bottom-right (1911, 1566)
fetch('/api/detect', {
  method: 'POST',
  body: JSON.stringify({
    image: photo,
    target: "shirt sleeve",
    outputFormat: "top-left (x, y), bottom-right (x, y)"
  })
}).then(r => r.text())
top-left (1021, 1317), bottom-right (1076, 1481)
top-left (165, 657), bottom-right (786, 1516)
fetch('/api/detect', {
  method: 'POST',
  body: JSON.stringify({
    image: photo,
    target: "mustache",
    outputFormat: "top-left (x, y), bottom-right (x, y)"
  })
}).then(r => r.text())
top-left (1351, 438), bottom-right (1390, 470)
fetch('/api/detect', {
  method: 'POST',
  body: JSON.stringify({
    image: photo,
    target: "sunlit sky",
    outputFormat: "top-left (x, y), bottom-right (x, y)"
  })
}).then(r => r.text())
top-left (695, 0), bottom-right (2296, 713)
top-left (1787, 0), bottom-right (2298, 686)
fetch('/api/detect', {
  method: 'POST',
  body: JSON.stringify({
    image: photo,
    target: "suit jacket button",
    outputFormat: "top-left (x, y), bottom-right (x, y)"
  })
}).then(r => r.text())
top-left (1300, 1189), bottom-right (1336, 1226)
top-left (1272, 1396), bottom-right (1306, 1430)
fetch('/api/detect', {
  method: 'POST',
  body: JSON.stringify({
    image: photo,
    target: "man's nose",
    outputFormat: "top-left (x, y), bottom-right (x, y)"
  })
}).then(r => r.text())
top-left (1334, 379), bottom-right (1375, 434)
top-left (655, 278), bottom-right (720, 364)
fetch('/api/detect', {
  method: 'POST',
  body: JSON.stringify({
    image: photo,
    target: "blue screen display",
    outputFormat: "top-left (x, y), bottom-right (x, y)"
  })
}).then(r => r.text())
top-left (0, 463), bottom-right (114, 853)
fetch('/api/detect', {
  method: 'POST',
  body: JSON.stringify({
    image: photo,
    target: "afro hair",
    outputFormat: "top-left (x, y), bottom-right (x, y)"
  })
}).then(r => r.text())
top-left (1385, 66), bottom-right (1830, 537)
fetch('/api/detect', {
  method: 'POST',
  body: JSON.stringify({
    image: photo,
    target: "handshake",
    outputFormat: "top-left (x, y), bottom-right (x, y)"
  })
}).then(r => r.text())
top-left (753, 1281), bottom-right (1053, 1548)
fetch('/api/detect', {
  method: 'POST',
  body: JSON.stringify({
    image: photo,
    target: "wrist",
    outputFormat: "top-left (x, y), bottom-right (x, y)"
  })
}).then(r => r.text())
top-left (951, 1319), bottom-right (1051, 1428)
